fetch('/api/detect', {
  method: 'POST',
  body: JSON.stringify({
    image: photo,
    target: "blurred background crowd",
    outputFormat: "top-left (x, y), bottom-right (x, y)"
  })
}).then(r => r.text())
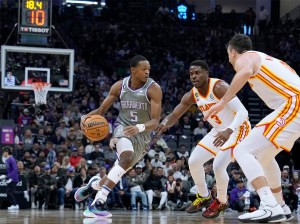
top-left (0, 0), bottom-right (300, 212)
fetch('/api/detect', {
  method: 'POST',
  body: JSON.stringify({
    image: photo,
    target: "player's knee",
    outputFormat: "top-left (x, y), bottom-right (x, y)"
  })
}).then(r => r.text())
top-left (119, 151), bottom-right (134, 169)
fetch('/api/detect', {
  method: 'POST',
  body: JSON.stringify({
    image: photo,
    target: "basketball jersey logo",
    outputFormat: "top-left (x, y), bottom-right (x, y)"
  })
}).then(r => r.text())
top-left (276, 117), bottom-right (286, 127)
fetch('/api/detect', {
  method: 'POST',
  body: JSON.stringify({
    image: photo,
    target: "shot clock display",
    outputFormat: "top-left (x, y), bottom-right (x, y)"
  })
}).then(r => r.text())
top-left (18, 0), bottom-right (52, 36)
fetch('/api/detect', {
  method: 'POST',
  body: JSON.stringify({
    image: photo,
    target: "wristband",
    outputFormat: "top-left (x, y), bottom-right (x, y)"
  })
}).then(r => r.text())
top-left (136, 124), bottom-right (145, 132)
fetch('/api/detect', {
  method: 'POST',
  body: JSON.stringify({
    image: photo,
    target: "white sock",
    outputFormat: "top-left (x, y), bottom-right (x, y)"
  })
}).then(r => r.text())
top-left (273, 191), bottom-right (285, 206)
top-left (257, 186), bottom-right (278, 207)
top-left (101, 185), bottom-right (111, 197)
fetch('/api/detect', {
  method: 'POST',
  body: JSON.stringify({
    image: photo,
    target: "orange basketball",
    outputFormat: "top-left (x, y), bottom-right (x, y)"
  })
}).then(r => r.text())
top-left (81, 115), bottom-right (109, 141)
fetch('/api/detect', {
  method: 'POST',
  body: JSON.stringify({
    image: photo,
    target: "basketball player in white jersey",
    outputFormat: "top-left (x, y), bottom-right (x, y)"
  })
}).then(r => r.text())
top-left (205, 34), bottom-right (297, 222)
top-left (157, 60), bottom-right (251, 218)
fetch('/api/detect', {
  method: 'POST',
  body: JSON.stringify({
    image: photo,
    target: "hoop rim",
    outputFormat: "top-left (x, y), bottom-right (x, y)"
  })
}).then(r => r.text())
top-left (31, 82), bottom-right (52, 91)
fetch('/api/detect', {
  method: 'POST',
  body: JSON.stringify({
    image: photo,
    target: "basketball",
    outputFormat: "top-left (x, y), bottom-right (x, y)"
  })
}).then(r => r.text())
top-left (81, 115), bottom-right (109, 141)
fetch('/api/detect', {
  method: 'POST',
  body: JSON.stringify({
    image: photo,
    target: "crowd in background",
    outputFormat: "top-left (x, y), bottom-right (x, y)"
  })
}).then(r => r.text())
top-left (0, 0), bottom-right (300, 212)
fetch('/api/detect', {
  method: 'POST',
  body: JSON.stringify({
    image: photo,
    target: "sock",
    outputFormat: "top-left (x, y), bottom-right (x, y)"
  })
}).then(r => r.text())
top-left (273, 191), bottom-right (285, 206)
top-left (197, 187), bottom-right (209, 198)
top-left (257, 186), bottom-right (278, 207)
top-left (101, 185), bottom-right (111, 197)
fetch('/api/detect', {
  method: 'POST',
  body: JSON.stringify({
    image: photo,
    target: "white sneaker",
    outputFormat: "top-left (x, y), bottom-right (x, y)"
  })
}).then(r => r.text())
top-left (91, 191), bottom-right (107, 206)
top-left (238, 203), bottom-right (286, 223)
top-left (282, 204), bottom-right (294, 221)
top-left (31, 202), bottom-right (36, 209)
top-left (59, 205), bottom-right (64, 210)
top-left (8, 205), bottom-right (19, 210)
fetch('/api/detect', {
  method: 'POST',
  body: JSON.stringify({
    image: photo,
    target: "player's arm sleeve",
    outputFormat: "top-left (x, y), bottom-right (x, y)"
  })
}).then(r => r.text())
top-left (227, 97), bottom-right (248, 132)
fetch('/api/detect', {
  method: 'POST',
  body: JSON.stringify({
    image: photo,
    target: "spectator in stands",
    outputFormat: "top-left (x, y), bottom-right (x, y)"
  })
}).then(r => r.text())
top-left (36, 150), bottom-right (46, 166)
top-left (37, 164), bottom-right (58, 209)
top-left (111, 176), bottom-right (130, 209)
top-left (30, 142), bottom-right (41, 158)
top-left (151, 154), bottom-right (164, 168)
top-left (22, 129), bottom-right (35, 151)
top-left (244, 6), bottom-right (256, 35)
top-left (73, 167), bottom-right (90, 209)
top-left (154, 134), bottom-right (169, 152)
top-left (28, 153), bottom-right (38, 170)
top-left (167, 178), bottom-right (192, 211)
top-left (46, 141), bottom-right (56, 167)
top-left (29, 165), bottom-right (41, 208)
top-left (281, 169), bottom-right (298, 212)
top-left (89, 143), bottom-right (104, 161)
top-left (17, 108), bottom-right (32, 125)
top-left (193, 121), bottom-right (208, 140)
top-left (127, 168), bottom-right (148, 210)
top-left (59, 120), bottom-right (69, 139)
top-left (148, 144), bottom-right (166, 162)
top-left (84, 141), bottom-right (95, 156)
top-left (144, 168), bottom-right (168, 210)
top-left (230, 178), bottom-right (259, 212)
top-left (228, 170), bottom-right (242, 193)
top-left (75, 157), bottom-right (88, 173)
top-left (22, 151), bottom-right (31, 169)
top-left (171, 163), bottom-right (183, 180)
top-left (258, 5), bottom-right (269, 36)
top-left (135, 165), bottom-right (148, 183)
top-left (4, 71), bottom-right (16, 86)
top-left (176, 145), bottom-right (189, 159)
top-left (70, 147), bottom-right (81, 168)
top-left (157, 167), bottom-right (168, 189)
top-left (13, 141), bottom-right (25, 161)
top-left (57, 166), bottom-right (76, 209)
top-left (50, 127), bottom-right (65, 149)
top-left (34, 128), bottom-right (47, 149)
top-left (162, 157), bottom-right (173, 177)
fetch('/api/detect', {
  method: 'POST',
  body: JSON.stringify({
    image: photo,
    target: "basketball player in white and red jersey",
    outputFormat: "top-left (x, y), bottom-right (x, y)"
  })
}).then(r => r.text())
top-left (157, 60), bottom-right (251, 218)
top-left (205, 34), bottom-right (297, 222)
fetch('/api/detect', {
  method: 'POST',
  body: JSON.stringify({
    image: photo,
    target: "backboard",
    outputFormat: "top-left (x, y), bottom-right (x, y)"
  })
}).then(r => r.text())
top-left (1, 45), bottom-right (74, 92)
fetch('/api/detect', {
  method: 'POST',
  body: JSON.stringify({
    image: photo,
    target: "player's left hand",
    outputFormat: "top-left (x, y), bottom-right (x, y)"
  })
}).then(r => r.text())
top-left (213, 128), bottom-right (233, 147)
top-left (124, 125), bottom-right (139, 137)
top-left (204, 99), bottom-right (226, 121)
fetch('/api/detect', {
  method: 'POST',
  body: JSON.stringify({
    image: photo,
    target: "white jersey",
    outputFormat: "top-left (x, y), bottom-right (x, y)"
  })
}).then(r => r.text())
top-left (192, 78), bottom-right (247, 132)
top-left (247, 51), bottom-right (300, 109)
top-left (245, 51), bottom-right (300, 150)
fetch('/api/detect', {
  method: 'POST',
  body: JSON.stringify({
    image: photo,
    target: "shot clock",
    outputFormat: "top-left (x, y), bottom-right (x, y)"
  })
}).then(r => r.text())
top-left (18, 0), bottom-right (52, 36)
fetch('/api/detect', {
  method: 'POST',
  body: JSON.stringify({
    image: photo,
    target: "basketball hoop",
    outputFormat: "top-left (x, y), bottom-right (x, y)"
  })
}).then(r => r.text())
top-left (31, 82), bottom-right (51, 105)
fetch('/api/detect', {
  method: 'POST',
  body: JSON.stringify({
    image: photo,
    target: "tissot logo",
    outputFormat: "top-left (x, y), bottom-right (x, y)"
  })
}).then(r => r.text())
top-left (20, 26), bottom-right (50, 34)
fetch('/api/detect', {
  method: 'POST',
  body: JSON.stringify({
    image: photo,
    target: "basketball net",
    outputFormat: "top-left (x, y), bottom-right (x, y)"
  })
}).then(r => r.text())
top-left (32, 82), bottom-right (51, 105)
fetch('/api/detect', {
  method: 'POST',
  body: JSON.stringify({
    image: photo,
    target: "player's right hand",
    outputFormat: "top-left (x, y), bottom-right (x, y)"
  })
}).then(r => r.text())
top-left (80, 115), bottom-right (88, 132)
top-left (109, 138), bottom-right (119, 150)
top-left (156, 124), bottom-right (168, 135)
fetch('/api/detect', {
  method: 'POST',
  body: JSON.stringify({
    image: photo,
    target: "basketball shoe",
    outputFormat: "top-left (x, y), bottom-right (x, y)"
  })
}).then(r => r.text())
top-left (83, 201), bottom-right (112, 218)
top-left (238, 201), bottom-right (286, 223)
top-left (186, 192), bottom-right (212, 213)
top-left (83, 218), bottom-right (112, 224)
top-left (202, 198), bottom-right (229, 218)
top-left (74, 176), bottom-right (100, 202)
top-left (282, 204), bottom-right (294, 221)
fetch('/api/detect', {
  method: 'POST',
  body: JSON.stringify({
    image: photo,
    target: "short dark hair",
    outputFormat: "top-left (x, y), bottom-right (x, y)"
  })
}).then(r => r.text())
top-left (130, 55), bottom-right (148, 67)
top-left (2, 146), bottom-right (12, 155)
top-left (189, 60), bottom-right (209, 71)
top-left (228, 34), bottom-right (252, 53)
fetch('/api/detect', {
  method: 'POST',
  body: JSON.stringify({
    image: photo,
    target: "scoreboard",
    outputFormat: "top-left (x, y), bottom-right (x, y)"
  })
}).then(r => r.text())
top-left (18, 0), bottom-right (52, 36)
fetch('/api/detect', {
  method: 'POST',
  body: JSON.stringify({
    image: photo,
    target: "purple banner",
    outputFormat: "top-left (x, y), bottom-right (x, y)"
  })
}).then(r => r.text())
top-left (1, 127), bottom-right (14, 144)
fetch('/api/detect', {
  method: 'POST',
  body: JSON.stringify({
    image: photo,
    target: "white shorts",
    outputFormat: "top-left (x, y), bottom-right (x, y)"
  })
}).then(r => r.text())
top-left (197, 120), bottom-right (251, 155)
top-left (256, 96), bottom-right (300, 151)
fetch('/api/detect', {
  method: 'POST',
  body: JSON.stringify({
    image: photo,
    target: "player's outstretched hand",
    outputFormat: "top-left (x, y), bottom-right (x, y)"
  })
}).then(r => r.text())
top-left (109, 138), bottom-right (119, 150)
top-left (213, 128), bottom-right (233, 147)
top-left (80, 115), bottom-right (89, 132)
top-left (156, 124), bottom-right (168, 135)
top-left (124, 125), bottom-right (139, 137)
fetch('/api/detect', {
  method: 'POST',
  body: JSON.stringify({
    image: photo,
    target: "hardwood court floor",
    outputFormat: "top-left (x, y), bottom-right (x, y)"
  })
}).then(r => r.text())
top-left (0, 209), bottom-right (298, 224)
